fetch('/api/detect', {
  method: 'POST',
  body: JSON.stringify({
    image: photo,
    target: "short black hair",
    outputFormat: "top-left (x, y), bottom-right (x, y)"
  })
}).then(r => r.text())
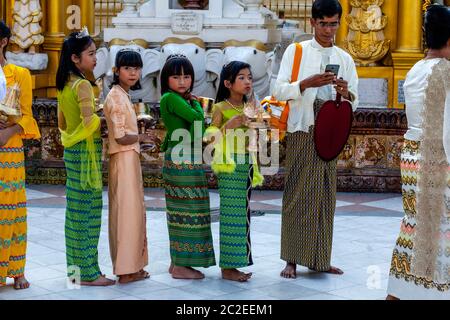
top-left (160, 55), bottom-right (195, 95)
top-left (312, 0), bottom-right (343, 20)
top-left (110, 49), bottom-right (143, 90)
top-left (0, 20), bottom-right (11, 56)
top-left (424, 4), bottom-right (450, 50)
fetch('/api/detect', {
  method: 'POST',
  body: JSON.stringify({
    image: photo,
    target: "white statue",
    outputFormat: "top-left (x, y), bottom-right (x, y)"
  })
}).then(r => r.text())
top-left (10, 0), bottom-right (44, 53)
top-left (222, 40), bottom-right (273, 100)
top-left (94, 39), bottom-right (160, 103)
top-left (158, 37), bottom-right (224, 99)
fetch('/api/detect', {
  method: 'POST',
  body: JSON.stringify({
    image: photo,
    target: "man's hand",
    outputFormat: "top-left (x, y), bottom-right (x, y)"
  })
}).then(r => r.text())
top-left (334, 78), bottom-right (350, 100)
top-left (300, 72), bottom-right (335, 92)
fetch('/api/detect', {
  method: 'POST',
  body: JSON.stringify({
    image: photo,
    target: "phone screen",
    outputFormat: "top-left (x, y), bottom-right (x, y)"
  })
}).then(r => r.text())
top-left (325, 64), bottom-right (340, 76)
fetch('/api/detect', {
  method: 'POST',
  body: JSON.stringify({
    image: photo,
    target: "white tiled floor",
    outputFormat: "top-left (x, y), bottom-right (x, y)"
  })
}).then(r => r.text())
top-left (0, 188), bottom-right (406, 300)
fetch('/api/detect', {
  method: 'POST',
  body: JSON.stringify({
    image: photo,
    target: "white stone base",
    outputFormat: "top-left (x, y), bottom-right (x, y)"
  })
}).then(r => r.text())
top-left (358, 78), bottom-right (389, 108)
top-left (105, 17), bottom-right (281, 45)
top-left (5, 52), bottom-right (48, 71)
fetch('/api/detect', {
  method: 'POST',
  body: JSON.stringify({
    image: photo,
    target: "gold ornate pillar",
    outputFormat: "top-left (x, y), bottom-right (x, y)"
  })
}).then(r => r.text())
top-left (382, 0), bottom-right (398, 52)
top-left (42, 0), bottom-right (66, 97)
top-left (338, 0), bottom-right (398, 108)
top-left (76, 0), bottom-right (95, 35)
top-left (4, 0), bottom-right (14, 28)
top-left (391, 0), bottom-right (424, 109)
top-left (335, 0), bottom-right (351, 47)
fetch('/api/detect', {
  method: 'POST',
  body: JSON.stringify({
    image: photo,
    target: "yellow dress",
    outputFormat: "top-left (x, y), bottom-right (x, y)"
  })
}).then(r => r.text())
top-left (0, 64), bottom-right (40, 286)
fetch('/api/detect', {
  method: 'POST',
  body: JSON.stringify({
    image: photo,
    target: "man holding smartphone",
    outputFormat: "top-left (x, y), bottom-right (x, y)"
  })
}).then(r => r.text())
top-left (273, 0), bottom-right (359, 279)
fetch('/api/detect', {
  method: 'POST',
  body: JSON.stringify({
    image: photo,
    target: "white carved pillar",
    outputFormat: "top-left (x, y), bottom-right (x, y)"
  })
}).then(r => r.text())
top-left (233, 0), bottom-right (264, 18)
top-left (119, 0), bottom-right (140, 17)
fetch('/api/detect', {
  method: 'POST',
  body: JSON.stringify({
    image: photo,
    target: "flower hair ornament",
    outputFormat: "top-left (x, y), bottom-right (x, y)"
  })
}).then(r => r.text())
top-left (76, 26), bottom-right (90, 39)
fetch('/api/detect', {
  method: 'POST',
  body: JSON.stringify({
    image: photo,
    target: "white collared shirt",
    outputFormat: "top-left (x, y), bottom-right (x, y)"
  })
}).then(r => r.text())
top-left (0, 65), bottom-right (6, 101)
top-left (273, 38), bottom-right (359, 133)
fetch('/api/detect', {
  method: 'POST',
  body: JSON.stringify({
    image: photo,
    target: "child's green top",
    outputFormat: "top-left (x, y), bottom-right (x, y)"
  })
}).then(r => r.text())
top-left (159, 91), bottom-right (205, 152)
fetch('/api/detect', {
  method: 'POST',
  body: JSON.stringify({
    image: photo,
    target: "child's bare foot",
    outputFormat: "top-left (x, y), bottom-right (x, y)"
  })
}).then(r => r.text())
top-left (222, 269), bottom-right (252, 282)
top-left (280, 262), bottom-right (297, 279)
top-left (14, 276), bottom-right (30, 290)
top-left (118, 270), bottom-right (150, 284)
top-left (386, 295), bottom-right (399, 300)
top-left (171, 266), bottom-right (204, 280)
top-left (80, 275), bottom-right (116, 286)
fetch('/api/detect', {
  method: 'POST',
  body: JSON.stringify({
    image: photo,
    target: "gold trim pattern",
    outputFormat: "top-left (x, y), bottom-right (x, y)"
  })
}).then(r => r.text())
top-left (222, 40), bottom-right (268, 52)
top-left (108, 38), bottom-right (149, 48)
top-left (161, 37), bottom-right (206, 49)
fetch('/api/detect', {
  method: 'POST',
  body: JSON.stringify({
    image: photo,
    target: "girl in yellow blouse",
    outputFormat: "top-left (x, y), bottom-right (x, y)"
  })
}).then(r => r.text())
top-left (0, 21), bottom-right (40, 290)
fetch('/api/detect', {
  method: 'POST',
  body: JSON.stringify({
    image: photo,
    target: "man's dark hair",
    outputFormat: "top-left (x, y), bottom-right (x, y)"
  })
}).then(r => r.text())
top-left (424, 4), bottom-right (450, 50)
top-left (312, 0), bottom-right (343, 20)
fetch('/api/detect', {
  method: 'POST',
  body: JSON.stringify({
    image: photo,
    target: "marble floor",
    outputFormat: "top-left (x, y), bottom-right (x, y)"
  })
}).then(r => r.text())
top-left (0, 185), bottom-right (404, 300)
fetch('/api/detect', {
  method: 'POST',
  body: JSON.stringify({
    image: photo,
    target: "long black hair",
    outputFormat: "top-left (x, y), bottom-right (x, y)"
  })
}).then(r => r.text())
top-left (216, 61), bottom-right (252, 103)
top-left (0, 21), bottom-right (11, 57)
top-left (56, 31), bottom-right (95, 91)
top-left (160, 54), bottom-right (195, 95)
top-left (424, 4), bottom-right (450, 50)
top-left (110, 49), bottom-right (143, 90)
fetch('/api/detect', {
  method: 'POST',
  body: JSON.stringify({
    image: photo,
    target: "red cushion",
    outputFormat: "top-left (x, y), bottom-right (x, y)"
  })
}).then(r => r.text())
top-left (314, 99), bottom-right (353, 162)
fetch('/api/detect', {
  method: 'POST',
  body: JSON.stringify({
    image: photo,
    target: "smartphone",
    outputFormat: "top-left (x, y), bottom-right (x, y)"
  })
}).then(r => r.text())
top-left (325, 64), bottom-right (340, 76)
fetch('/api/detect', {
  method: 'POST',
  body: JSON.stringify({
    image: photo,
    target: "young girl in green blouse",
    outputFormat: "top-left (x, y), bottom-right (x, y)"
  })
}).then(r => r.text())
top-left (160, 54), bottom-right (216, 280)
top-left (207, 61), bottom-right (264, 282)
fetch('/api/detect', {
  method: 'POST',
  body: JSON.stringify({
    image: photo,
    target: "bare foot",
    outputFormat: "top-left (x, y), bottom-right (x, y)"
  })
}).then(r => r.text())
top-left (222, 269), bottom-right (252, 282)
top-left (14, 276), bottom-right (30, 290)
top-left (118, 270), bottom-right (150, 284)
top-left (324, 266), bottom-right (344, 275)
top-left (80, 275), bottom-right (116, 286)
top-left (280, 262), bottom-right (297, 279)
top-left (386, 295), bottom-right (399, 300)
top-left (171, 266), bottom-right (204, 280)
top-left (309, 266), bottom-right (344, 275)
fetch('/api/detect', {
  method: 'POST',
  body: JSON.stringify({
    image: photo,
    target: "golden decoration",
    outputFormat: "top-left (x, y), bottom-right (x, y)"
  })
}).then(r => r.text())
top-left (161, 37), bottom-right (206, 49)
top-left (344, 0), bottom-right (390, 66)
top-left (108, 38), bottom-right (149, 48)
top-left (222, 40), bottom-right (269, 52)
top-left (422, 0), bottom-right (433, 11)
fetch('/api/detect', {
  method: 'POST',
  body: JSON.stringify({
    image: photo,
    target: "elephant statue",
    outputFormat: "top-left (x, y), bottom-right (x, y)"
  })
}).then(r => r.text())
top-left (158, 37), bottom-right (224, 99)
top-left (269, 31), bottom-right (313, 95)
top-left (222, 40), bottom-right (274, 101)
top-left (94, 39), bottom-right (160, 103)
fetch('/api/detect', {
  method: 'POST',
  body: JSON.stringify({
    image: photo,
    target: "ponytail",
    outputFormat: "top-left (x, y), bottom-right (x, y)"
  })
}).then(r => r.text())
top-left (56, 32), bottom-right (94, 91)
